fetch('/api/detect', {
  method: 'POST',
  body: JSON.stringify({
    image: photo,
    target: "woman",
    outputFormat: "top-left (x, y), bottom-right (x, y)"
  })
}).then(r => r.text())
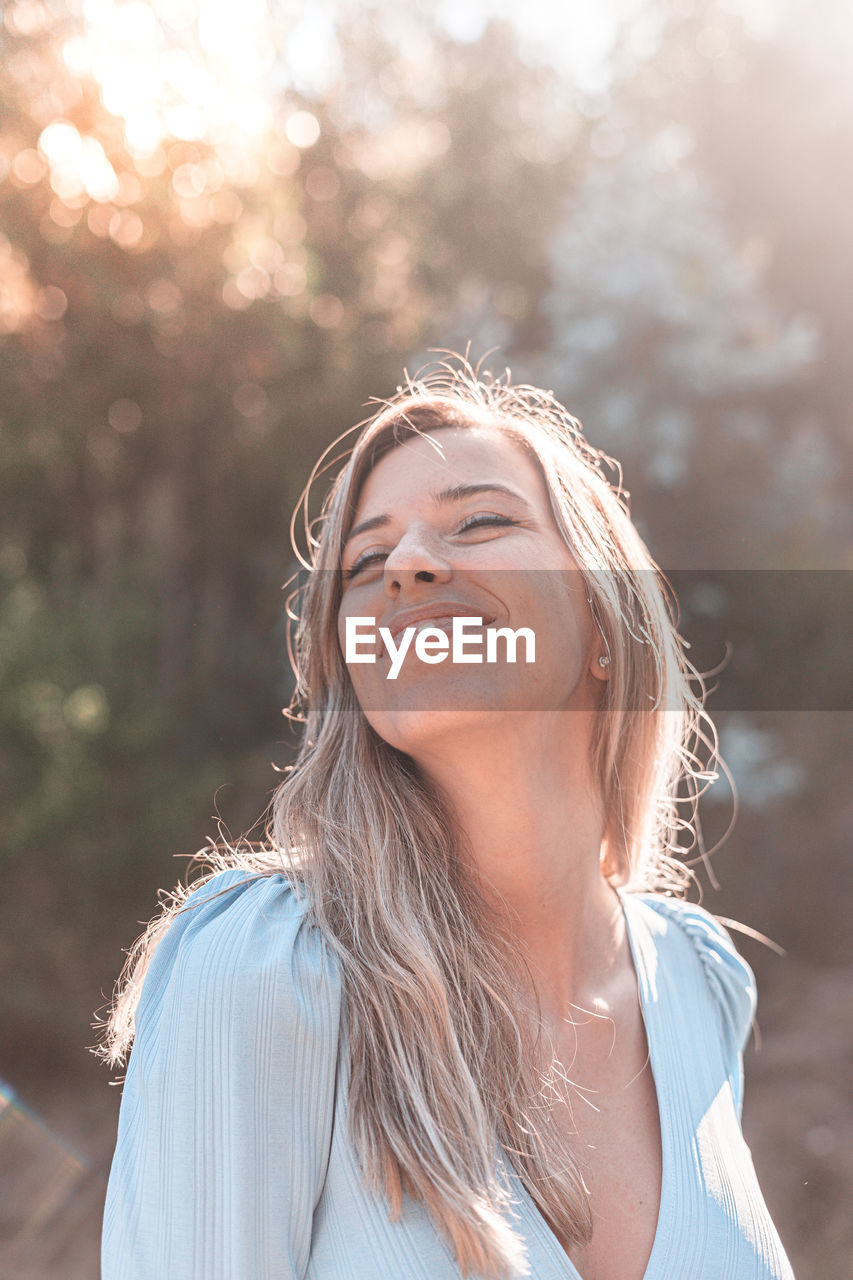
top-left (100, 360), bottom-right (795, 1280)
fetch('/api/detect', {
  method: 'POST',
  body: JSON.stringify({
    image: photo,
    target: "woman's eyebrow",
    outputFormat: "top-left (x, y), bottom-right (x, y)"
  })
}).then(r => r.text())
top-left (433, 482), bottom-right (528, 506)
top-left (343, 484), bottom-right (530, 552)
top-left (344, 514), bottom-right (390, 549)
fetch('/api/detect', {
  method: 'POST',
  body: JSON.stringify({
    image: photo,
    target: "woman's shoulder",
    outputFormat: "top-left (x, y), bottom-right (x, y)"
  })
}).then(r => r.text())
top-left (133, 866), bottom-right (343, 1047)
top-left (105, 868), bottom-right (344, 1277)
top-left (626, 890), bottom-right (758, 1056)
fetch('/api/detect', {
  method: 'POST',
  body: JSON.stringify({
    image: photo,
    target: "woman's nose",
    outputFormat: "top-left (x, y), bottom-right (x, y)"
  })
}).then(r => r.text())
top-left (383, 525), bottom-right (452, 594)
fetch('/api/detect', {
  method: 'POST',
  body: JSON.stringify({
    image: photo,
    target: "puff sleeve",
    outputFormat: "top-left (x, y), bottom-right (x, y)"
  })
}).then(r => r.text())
top-left (101, 868), bottom-right (343, 1280)
top-left (645, 896), bottom-right (758, 1121)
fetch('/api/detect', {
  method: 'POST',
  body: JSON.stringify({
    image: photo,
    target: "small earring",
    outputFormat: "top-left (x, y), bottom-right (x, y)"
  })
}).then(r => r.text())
top-left (598, 655), bottom-right (611, 668)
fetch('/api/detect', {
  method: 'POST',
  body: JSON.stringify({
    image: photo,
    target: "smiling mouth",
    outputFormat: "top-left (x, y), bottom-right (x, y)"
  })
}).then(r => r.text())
top-left (387, 608), bottom-right (497, 642)
top-left (380, 614), bottom-right (497, 659)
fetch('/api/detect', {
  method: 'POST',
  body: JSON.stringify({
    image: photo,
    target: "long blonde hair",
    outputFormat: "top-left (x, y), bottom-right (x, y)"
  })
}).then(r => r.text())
top-left (101, 356), bottom-right (723, 1278)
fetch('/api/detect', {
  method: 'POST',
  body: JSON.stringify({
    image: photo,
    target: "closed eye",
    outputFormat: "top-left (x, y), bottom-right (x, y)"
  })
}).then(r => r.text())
top-left (342, 514), bottom-right (520, 580)
top-left (343, 549), bottom-right (387, 580)
top-left (456, 513), bottom-right (519, 534)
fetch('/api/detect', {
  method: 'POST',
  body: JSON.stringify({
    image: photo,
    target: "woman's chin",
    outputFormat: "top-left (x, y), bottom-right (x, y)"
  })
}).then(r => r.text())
top-left (366, 704), bottom-right (502, 757)
top-left (355, 665), bottom-right (527, 717)
top-left (356, 669), bottom-right (543, 757)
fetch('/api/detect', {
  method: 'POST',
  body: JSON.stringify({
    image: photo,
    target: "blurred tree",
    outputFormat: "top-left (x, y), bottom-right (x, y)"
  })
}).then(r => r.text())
top-left (532, 0), bottom-right (853, 962)
top-left (0, 0), bottom-right (583, 1081)
top-left (540, 139), bottom-right (823, 565)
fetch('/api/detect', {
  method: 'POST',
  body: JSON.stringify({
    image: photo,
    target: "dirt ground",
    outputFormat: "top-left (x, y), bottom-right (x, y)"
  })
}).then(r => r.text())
top-left (1, 959), bottom-right (848, 1279)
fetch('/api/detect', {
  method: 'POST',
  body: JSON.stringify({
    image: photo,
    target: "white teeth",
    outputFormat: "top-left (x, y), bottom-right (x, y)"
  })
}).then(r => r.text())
top-left (411, 618), bottom-right (490, 635)
top-left (417, 618), bottom-right (473, 630)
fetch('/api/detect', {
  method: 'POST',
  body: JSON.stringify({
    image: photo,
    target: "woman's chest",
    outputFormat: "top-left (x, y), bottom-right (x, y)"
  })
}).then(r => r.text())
top-left (313, 1052), bottom-right (793, 1280)
top-left (544, 1056), bottom-right (663, 1280)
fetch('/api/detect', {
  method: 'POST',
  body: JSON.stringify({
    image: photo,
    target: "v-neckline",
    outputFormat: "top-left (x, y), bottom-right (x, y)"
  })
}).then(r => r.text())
top-left (508, 889), bottom-right (672, 1280)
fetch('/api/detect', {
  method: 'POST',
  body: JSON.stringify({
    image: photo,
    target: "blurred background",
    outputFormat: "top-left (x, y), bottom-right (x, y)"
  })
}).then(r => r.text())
top-left (1, 0), bottom-right (851, 1274)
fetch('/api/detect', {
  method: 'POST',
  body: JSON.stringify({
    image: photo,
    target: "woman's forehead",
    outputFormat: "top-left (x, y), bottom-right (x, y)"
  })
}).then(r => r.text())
top-left (353, 425), bottom-right (543, 511)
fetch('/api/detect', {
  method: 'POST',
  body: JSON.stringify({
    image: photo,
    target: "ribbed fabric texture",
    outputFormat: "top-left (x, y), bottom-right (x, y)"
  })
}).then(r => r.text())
top-left (101, 869), bottom-right (796, 1280)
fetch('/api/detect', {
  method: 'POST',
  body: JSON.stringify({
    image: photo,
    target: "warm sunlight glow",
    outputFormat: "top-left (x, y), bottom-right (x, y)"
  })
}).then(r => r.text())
top-left (74, 0), bottom-right (276, 154)
top-left (38, 122), bottom-right (119, 201)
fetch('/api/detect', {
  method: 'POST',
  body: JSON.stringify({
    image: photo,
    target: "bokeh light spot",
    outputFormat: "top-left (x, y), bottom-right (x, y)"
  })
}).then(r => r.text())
top-left (86, 203), bottom-right (115, 237)
top-left (109, 209), bottom-right (145, 248)
top-left (0, 235), bottom-right (36, 332)
top-left (235, 265), bottom-right (271, 300)
top-left (39, 121), bottom-right (81, 164)
top-left (273, 262), bottom-right (307, 297)
top-left (309, 293), bottom-right (343, 328)
top-left (34, 286), bottom-right (68, 322)
top-left (63, 684), bottom-right (110, 735)
top-left (233, 382), bottom-right (268, 417)
top-left (61, 35), bottom-right (92, 74)
top-left (11, 149), bottom-right (47, 186)
top-left (108, 398), bottom-right (142, 433)
top-left (5, 1), bottom-right (52, 37)
top-left (284, 111), bottom-right (321, 149)
top-left (222, 278), bottom-right (253, 310)
top-left (145, 278), bottom-right (182, 313)
top-left (79, 137), bottom-right (120, 202)
top-left (305, 166), bottom-right (340, 202)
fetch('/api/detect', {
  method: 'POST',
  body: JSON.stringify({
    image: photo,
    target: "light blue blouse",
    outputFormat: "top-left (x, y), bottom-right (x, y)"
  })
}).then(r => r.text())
top-left (102, 868), bottom-right (796, 1279)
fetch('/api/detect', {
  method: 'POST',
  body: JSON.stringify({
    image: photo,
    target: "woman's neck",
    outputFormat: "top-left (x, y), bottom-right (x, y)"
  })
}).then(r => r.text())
top-left (414, 710), bottom-right (627, 1024)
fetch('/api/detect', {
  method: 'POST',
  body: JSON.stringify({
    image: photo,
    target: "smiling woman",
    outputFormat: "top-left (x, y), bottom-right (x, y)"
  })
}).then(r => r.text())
top-left (336, 428), bottom-right (594, 719)
top-left (98, 358), bottom-right (796, 1280)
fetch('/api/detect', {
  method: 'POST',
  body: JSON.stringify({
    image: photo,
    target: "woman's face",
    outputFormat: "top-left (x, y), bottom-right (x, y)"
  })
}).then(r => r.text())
top-left (336, 425), bottom-right (608, 757)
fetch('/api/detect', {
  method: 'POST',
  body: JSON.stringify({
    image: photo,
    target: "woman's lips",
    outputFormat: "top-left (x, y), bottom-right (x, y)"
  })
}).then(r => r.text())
top-left (408, 616), bottom-right (492, 636)
top-left (387, 605), bottom-right (496, 643)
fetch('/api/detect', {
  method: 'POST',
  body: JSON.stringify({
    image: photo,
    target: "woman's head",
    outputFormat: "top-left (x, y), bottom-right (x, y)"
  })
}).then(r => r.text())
top-left (289, 360), bottom-right (708, 888)
top-left (336, 421), bottom-right (608, 777)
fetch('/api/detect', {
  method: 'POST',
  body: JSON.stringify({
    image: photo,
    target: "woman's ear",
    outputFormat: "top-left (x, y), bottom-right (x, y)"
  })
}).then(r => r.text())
top-left (599, 830), bottom-right (629, 885)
